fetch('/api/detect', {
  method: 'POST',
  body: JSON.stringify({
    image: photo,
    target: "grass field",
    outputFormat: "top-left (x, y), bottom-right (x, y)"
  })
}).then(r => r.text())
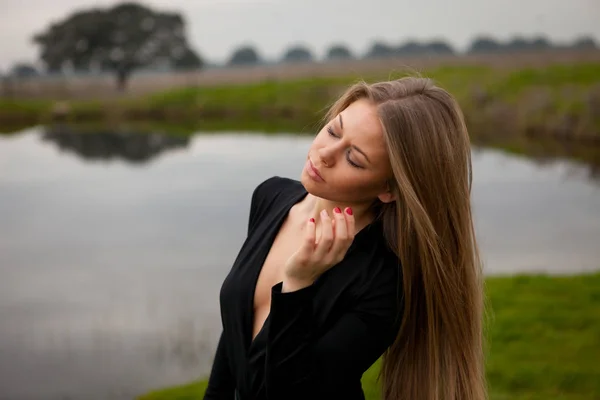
top-left (2, 62), bottom-right (599, 132)
top-left (137, 273), bottom-right (600, 400)
top-left (3, 49), bottom-right (600, 99)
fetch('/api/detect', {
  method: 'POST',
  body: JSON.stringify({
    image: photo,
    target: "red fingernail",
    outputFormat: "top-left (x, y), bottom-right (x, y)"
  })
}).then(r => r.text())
top-left (309, 218), bottom-right (315, 223)
top-left (334, 207), bottom-right (341, 214)
top-left (345, 207), bottom-right (353, 215)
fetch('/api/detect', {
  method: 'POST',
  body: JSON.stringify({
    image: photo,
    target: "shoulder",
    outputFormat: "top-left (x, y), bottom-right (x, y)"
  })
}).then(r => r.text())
top-left (250, 175), bottom-right (303, 208)
top-left (251, 175), bottom-right (297, 199)
top-left (247, 175), bottom-right (304, 231)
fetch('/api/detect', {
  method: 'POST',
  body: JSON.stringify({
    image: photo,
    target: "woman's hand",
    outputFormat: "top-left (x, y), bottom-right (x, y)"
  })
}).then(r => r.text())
top-left (282, 207), bottom-right (355, 292)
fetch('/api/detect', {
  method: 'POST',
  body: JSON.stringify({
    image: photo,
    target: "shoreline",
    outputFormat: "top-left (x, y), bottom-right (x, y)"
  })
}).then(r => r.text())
top-left (2, 63), bottom-right (599, 139)
top-left (2, 61), bottom-right (599, 172)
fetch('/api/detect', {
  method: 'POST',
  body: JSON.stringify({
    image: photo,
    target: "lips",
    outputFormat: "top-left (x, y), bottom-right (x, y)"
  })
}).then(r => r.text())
top-left (308, 158), bottom-right (325, 181)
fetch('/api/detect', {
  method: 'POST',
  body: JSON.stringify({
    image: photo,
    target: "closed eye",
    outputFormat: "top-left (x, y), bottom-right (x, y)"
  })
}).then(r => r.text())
top-left (327, 126), bottom-right (338, 138)
top-left (327, 126), bottom-right (362, 169)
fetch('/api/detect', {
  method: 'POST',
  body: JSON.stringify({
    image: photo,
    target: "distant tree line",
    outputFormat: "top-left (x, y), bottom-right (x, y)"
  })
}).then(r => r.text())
top-left (467, 35), bottom-right (597, 54)
top-left (5, 0), bottom-right (598, 91)
top-left (224, 35), bottom-right (598, 66)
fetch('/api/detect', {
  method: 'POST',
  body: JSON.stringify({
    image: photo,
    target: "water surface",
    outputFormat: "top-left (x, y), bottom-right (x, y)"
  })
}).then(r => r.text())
top-left (0, 127), bottom-right (598, 400)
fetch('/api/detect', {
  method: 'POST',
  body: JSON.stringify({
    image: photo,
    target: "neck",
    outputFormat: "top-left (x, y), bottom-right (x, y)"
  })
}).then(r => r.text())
top-left (299, 193), bottom-right (376, 234)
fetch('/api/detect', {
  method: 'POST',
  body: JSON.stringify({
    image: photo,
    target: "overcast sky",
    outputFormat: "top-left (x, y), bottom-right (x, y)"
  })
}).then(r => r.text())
top-left (1, 0), bottom-right (599, 70)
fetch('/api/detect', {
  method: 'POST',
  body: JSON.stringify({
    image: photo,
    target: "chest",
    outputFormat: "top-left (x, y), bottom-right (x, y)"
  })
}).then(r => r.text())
top-left (252, 221), bottom-right (301, 336)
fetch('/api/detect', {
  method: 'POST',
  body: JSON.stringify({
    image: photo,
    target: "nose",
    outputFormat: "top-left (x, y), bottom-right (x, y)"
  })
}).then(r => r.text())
top-left (317, 145), bottom-right (338, 167)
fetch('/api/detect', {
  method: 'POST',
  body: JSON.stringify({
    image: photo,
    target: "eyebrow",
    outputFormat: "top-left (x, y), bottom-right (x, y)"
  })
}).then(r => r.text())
top-left (338, 114), bottom-right (371, 164)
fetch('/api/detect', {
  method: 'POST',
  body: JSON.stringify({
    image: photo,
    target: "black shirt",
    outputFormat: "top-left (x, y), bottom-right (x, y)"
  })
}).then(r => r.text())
top-left (203, 176), bottom-right (403, 400)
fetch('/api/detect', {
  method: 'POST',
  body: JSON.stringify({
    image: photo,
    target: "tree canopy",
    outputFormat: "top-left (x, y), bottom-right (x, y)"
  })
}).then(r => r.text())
top-left (228, 46), bottom-right (261, 66)
top-left (572, 36), bottom-right (598, 50)
top-left (364, 41), bottom-right (395, 58)
top-left (465, 35), bottom-right (592, 54)
top-left (32, 2), bottom-right (202, 90)
top-left (281, 45), bottom-right (314, 63)
top-left (11, 63), bottom-right (39, 78)
top-left (326, 44), bottom-right (353, 60)
top-left (395, 40), bottom-right (455, 56)
top-left (467, 36), bottom-right (503, 54)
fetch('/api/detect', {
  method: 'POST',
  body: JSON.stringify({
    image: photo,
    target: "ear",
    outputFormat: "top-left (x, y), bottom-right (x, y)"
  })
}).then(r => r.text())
top-left (377, 191), bottom-right (395, 203)
top-left (377, 181), bottom-right (396, 203)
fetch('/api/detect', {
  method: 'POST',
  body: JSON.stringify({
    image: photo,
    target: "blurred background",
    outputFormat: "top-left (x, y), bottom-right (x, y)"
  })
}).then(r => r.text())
top-left (0, 1), bottom-right (599, 399)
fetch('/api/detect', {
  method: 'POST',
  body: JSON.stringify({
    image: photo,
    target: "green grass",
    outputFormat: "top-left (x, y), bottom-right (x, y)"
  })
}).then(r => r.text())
top-left (138, 381), bottom-right (208, 400)
top-left (137, 63), bottom-right (599, 111)
top-left (138, 65), bottom-right (493, 113)
top-left (0, 99), bottom-right (52, 112)
top-left (485, 274), bottom-right (600, 399)
top-left (488, 63), bottom-right (600, 96)
top-left (138, 273), bottom-right (600, 400)
top-left (141, 67), bottom-right (492, 112)
top-left (0, 98), bottom-right (52, 125)
top-left (2, 63), bottom-right (598, 130)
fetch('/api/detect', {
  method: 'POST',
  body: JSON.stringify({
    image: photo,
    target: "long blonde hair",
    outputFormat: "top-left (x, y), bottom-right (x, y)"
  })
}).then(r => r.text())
top-left (325, 77), bottom-right (486, 400)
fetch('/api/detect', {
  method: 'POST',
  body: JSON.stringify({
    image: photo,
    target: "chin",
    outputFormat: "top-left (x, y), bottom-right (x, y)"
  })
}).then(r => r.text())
top-left (299, 172), bottom-right (322, 194)
top-left (301, 174), bottom-right (336, 202)
top-left (299, 172), bottom-right (313, 190)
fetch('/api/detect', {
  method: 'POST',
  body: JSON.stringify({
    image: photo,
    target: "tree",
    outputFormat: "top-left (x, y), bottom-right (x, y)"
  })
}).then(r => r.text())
top-left (173, 48), bottom-right (203, 70)
top-left (228, 46), bottom-right (261, 66)
top-left (11, 63), bottom-right (38, 78)
top-left (530, 36), bottom-right (551, 51)
top-left (326, 44), bottom-right (353, 61)
top-left (571, 36), bottom-right (598, 50)
top-left (396, 40), bottom-right (424, 55)
top-left (505, 36), bottom-right (530, 52)
top-left (32, 2), bottom-right (202, 91)
top-left (425, 40), bottom-right (455, 55)
top-left (395, 40), bottom-right (454, 56)
top-left (364, 41), bottom-right (395, 59)
top-left (467, 36), bottom-right (502, 54)
top-left (282, 45), bottom-right (314, 63)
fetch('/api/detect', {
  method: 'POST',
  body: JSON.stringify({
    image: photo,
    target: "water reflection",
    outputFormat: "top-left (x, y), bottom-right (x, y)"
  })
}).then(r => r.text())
top-left (0, 126), bottom-right (598, 400)
top-left (31, 124), bottom-right (600, 183)
top-left (41, 124), bottom-right (191, 163)
top-left (527, 150), bottom-right (599, 182)
top-left (471, 136), bottom-right (600, 184)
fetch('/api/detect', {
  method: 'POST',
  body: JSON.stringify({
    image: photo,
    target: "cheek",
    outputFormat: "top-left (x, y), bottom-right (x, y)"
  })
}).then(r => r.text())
top-left (333, 174), bottom-right (385, 200)
top-left (311, 132), bottom-right (328, 148)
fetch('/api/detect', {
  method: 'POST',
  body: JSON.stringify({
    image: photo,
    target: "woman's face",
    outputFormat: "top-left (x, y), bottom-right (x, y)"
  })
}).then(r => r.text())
top-left (301, 98), bottom-right (394, 205)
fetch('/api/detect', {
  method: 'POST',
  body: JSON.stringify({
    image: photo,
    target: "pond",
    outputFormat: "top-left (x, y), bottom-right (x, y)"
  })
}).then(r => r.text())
top-left (0, 126), bottom-right (598, 400)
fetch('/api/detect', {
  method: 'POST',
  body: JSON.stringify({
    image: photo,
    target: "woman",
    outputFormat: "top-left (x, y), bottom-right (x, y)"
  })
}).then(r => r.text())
top-left (203, 77), bottom-right (486, 400)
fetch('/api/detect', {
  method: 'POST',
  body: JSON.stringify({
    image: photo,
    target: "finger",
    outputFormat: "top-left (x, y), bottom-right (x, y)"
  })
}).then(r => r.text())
top-left (344, 207), bottom-right (355, 239)
top-left (330, 207), bottom-right (348, 256)
top-left (305, 217), bottom-right (317, 248)
top-left (315, 209), bottom-right (333, 258)
top-left (297, 217), bottom-right (317, 263)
